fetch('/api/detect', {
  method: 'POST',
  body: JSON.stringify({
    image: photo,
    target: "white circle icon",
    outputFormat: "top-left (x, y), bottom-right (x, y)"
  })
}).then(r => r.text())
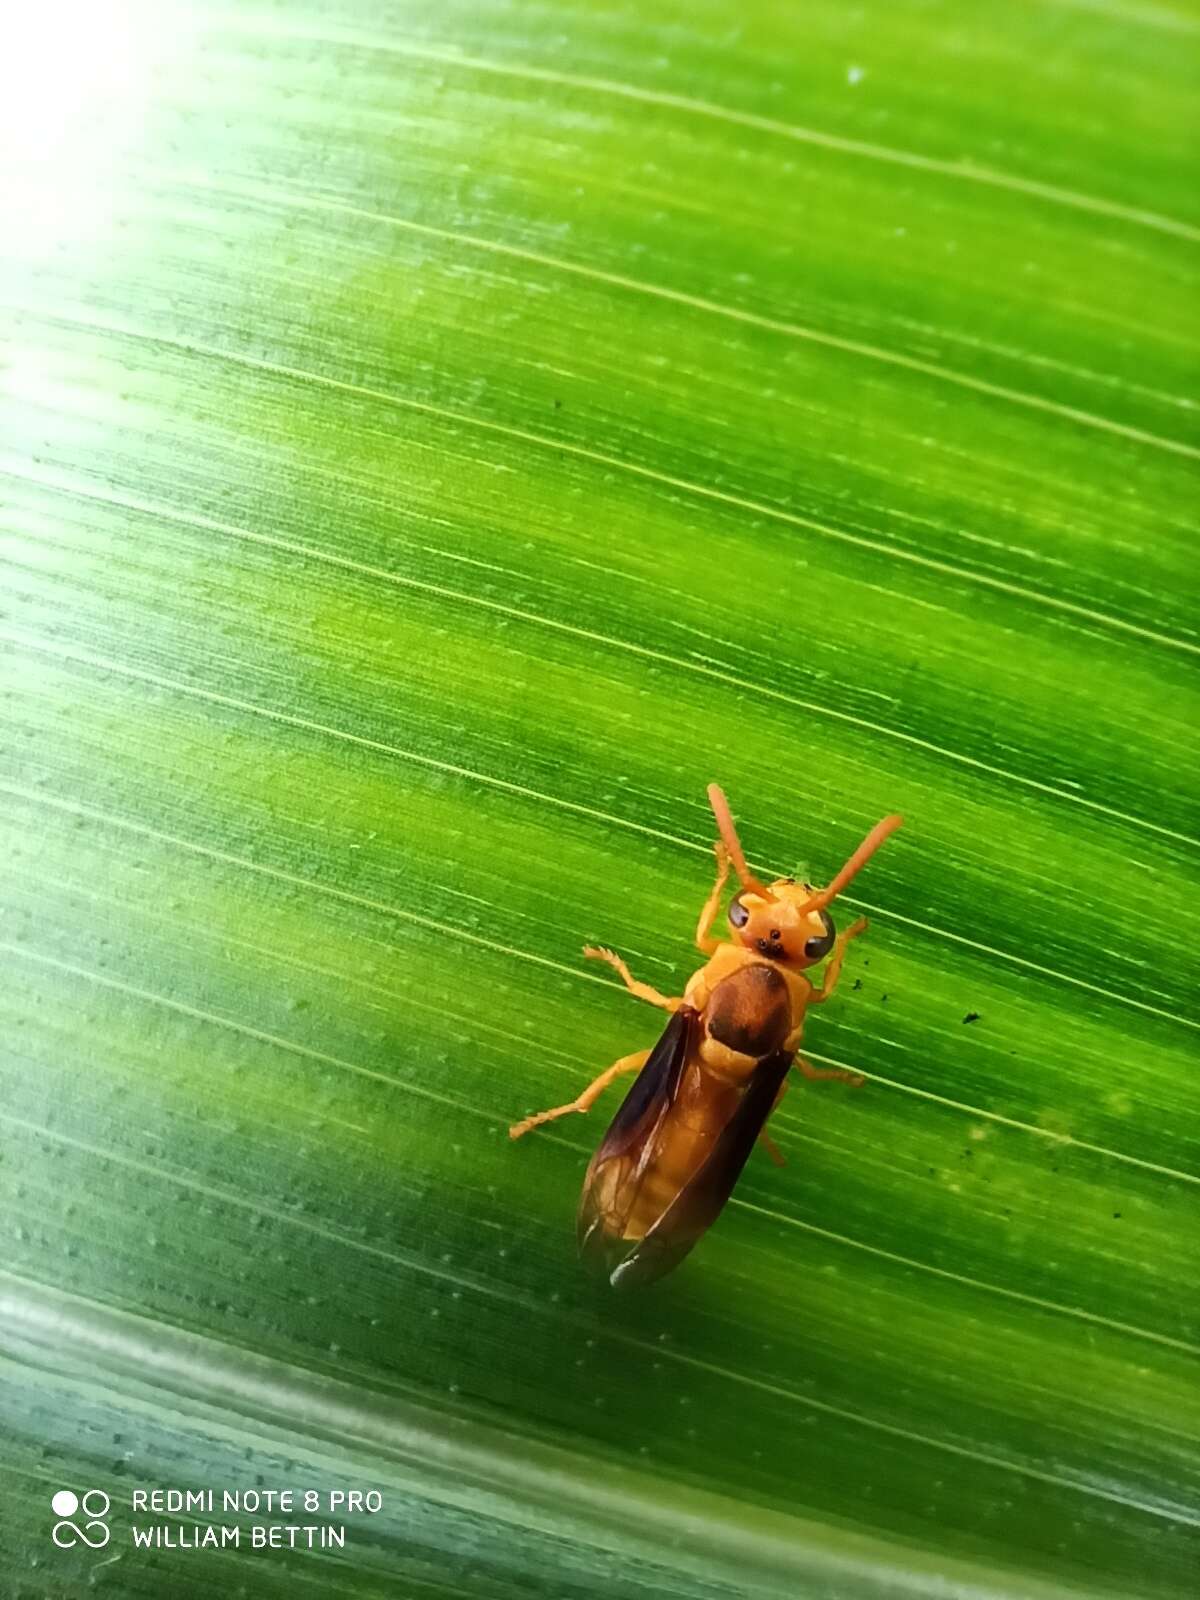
top-left (51, 1490), bottom-right (79, 1517)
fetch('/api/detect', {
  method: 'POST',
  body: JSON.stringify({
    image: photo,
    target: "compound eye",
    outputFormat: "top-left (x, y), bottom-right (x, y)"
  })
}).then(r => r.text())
top-left (804, 911), bottom-right (836, 961)
top-left (728, 895), bottom-right (750, 929)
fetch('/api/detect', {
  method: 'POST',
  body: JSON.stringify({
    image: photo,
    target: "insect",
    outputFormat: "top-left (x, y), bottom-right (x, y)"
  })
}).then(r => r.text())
top-left (510, 785), bottom-right (903, 1288)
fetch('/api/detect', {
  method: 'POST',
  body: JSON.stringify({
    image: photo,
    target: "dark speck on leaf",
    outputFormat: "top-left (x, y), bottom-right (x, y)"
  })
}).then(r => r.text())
top-left (963, 1011), bottom-right (980, 1024)
top-left (1113, 1212), bottom-right (1122, 1219)
top-left (852, 978), bottom-right (862, 991)
top-left (881, 993), bottom-right (888, 1003)
top-left (553, 398), bottom-right (562, 409)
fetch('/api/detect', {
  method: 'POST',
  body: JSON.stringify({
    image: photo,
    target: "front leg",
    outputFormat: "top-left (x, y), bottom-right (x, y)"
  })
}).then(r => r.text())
top-left (810, 916), bottom-right (868, 1004)
top-left (583, 946), bottom-right (682, 1011)
top-left (510, 1049), bottom-right (650, 1138)
top-left (695, 841), bottom-right (731, 954)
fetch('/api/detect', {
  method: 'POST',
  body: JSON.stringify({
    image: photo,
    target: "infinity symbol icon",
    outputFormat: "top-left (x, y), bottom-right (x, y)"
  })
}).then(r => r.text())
top-left (51, 1489), bottom-right (111, 1550)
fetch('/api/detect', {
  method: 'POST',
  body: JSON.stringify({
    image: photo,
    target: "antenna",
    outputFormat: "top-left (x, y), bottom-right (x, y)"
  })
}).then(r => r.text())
top-left (804, 814), bottom-right (904, 910)
top-left (706, 784), bottom-right (776, 902)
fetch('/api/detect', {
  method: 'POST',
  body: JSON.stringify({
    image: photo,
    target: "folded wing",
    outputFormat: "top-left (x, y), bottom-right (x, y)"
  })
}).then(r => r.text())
top-left (579, 1001), bottom-right (793, 1289)
top-left (577, 1006), bottom-right (696, 1266)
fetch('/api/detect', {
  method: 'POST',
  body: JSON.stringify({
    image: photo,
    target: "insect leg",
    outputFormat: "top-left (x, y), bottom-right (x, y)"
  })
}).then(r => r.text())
top-left (508, 1049), bottom-right (651, 1139)
top-left (795, 1055), bottom-right (865, 1087)
top-left (582, 946), bottom-right (681, 1010)
top-left (757, 1077), bottom-right (789, 1165)
top-left (695, 841), bottom-right (731, 953)
top-left (758, 1132), bottom-right (786, 1166)
top-left (810, 917), bottom-right (869, 1003)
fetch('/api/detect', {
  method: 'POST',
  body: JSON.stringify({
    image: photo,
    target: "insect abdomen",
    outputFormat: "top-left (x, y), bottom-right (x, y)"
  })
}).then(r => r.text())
top-left (705, 963), bottom-right (791, 1059)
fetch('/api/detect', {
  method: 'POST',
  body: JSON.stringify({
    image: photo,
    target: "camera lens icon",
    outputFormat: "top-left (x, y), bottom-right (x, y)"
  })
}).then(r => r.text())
top-left (51, 1488), bottom-right (111, 1549)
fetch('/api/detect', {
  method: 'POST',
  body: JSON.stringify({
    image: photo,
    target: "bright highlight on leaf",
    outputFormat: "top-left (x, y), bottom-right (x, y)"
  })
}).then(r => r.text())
top-left (1, 2), bottom-right (1197, 1598)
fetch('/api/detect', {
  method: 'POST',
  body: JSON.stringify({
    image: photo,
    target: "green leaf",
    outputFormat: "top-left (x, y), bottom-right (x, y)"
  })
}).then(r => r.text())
top-left (2, 2), bottom-right (1197, 1596)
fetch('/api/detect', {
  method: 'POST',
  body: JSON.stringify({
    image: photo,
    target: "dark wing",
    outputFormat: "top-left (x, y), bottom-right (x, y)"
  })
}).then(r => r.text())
top-left (577, 1007), bottom-right (696, 1263)
top-left (608, 1048), bottom-right (793, 1291)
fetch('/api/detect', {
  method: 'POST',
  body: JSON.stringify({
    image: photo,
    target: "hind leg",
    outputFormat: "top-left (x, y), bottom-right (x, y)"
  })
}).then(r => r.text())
top-left (757, 1078), bottom-right (789, 1165)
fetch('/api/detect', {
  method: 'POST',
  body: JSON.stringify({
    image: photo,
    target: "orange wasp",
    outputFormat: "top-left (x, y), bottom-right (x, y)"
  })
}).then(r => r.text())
top-left (510, 785), bottom-right (903, 1288)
